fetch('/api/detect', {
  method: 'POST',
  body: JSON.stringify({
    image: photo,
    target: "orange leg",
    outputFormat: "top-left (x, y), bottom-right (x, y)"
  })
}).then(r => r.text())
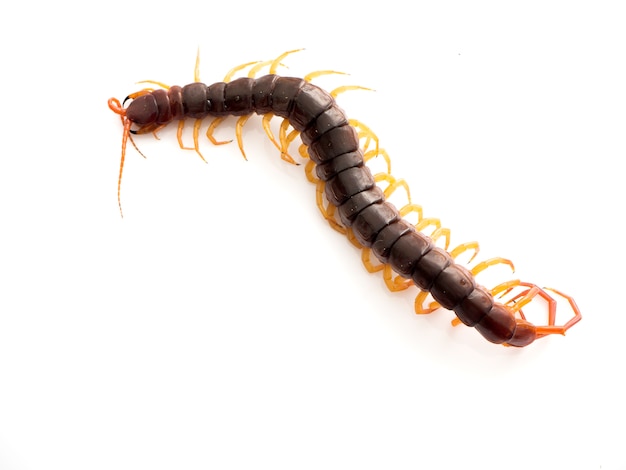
top-left (345, 228), bottom-right (363, 250)
top-left (375, 173), bottom-right (412, 202)
top-left (364, 148), bottom-right (392, 175)
top-left (304, 159), bottom-right (318, 184)
top-left (471, 257), bottom-right (515, 277)
top-left (225, 60), bottom-right (261, 81)
top-left (331, 85), bottom-right (373, 99)
top-left (269, 49), bottom-right (304, 74)
top-left (415, 218), bottom-right (451, 251)
top-left (206, 117), bottom-right (233, 146)
top-left (304, 70), bottom-right (348, 83)
top-left (350, 119), bottom-right (379, 156)
top-left (173, 119), bottom-right (206, 163)
top-left (192, 119), bottom-right (207, 162)
top-left (541, 287), bottom-right (582, 333)
top-left (136, 80), bottom-right (170, 90)
top-left (262, 114), bottom-right (280, 152)
top-left (488, 281), bottom-right (582, 338)
top-left (415, 290), bottom-right (440, 314)
top-left (449, 241), bottom-right (480, 265)
top-left (399, 203), bottom-right (424, 226)
top-left (278, 119), bottom-right (298, 164)
top-left (361, 248), bottom-right (384, 274)
top-left (383, 265), bottom-right (413, 292)
top-left (235, 115), bottom-right (251, 160)
top-left (315, 180), bottom-right (346, 234)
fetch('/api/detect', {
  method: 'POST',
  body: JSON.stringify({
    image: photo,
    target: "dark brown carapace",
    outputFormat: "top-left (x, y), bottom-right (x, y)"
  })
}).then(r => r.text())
top-left (109, 50), bottom-right (581, 347)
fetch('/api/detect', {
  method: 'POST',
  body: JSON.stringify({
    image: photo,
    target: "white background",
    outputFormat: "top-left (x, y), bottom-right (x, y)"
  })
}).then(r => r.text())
top-left (1, 1), bottom-right (624, 469)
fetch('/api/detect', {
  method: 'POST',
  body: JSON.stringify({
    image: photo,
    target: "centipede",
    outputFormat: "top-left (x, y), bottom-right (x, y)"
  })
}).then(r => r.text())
top-left (108, 49), bottom-right (581, 347)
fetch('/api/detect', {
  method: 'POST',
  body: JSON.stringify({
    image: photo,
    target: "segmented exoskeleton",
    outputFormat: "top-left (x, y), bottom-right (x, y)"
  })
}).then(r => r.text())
top-left (108, 50), bottom-right (581, 347)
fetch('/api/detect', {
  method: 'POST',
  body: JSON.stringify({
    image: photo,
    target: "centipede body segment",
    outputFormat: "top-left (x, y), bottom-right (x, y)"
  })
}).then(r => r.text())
top-left (108, 50), bottom-right (581, 347)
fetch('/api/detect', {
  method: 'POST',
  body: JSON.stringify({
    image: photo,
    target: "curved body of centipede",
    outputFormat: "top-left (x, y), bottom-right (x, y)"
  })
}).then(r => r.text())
top-left (108, 51), bottom-right (581, 347)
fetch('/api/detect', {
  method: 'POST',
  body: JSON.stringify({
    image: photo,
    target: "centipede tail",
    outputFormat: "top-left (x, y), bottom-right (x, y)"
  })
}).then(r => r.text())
top-left (109, 52), bottom-right (581, 347)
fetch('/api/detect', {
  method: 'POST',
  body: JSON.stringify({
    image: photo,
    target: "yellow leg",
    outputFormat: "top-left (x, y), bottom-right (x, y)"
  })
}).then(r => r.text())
top-left (374, 173), bottom-right (411, 202)
top-left (262, 114), bottom-right (280, 152)
top-left (299, 143), bottom-right (309, 161)
top-left (278, 119), bottom-right (298, 164)
top-left (235, 115), bottom-right (251, 160)
top-left (331, 85), bottom-right (373, 99)
top-left (224, 61), bottom-right (261, 81)
top-left (471, 257), bottom-right (515, 277)
top-left (269, 49), bottom-right (304, 74)
top-left (174, 120), bottom-right (207, 162)
top-left (414, 291), bottom-right (439, 314)
top-left (399, 203), bottom-right (424, 224)
top-left (206, 117), bottom-right (233, 146)
top-left (304, 70), bottom-right (348, 82)
top-left (192, 119), bottom-right (207, 162)
top-left (345, 228), bottom-right (363, 250)
top-left (449, 241), bottom-right (480, 265)
top-left (136, 80), bottom-right (170, 90)
top-left (315, 180), bottom-right (345, 234)
top-left (361, 248), bottom-right (384, 273)
top-left (364, 148), bottom-right (391, 175)
top-left (246, 60), bottom-right (278, 78)
top-left (383, 265), bottom-right (413, 292)
top-left (415, 218), bottom-right (450, 251)
top-left (350, 119), bottom-right (379, 156)
top-left (304, 159), bottom-right (318, 184)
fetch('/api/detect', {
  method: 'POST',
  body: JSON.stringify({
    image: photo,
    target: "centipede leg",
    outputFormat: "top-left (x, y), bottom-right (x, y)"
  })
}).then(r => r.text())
top-left (278, 119), bottom-right (298, 164)
top-left (471, 258), bottom-right (515, 277)
top-left (364, 148), bottom-right (391, 175)
top-left (350, 119), bottom-right (379, 156)
top-left (135, 81), bottom-right (170, 90)
top-left (262, 114), bottom-right (280, 152)
top-left (304, 70), bottom-right (348, 83)
top-left (304, 159), bottom-right (318, 184)
top-left (375, 173), bottom-right (412, 202)
top-left (224, 61), bottom-right (261, 81)
top-left (269, 49), bottom-right (304, 74)
top-left (415, 290), bottom-right (440, 314)
top-left (206, 118), bottom-right (233, 146)
top-left (192, 119), bottom-right (207, 162)
top-left (345, 227), bottom-right (363, 250)
top-left (361, 248), bottom-right (385, 273)
top-left (415, 218), bottom-right (451, 251)
top-left (174, 120), bottom-right (207, 163)
top-left (235, 115), bottom-right (251, 160)
top-left (331, 85), bottom-right (373, 99)
top-left (315, 180), bottom-right (345, 234)
top-left (539, 287), bottom-right (582, 334)
top-left (449, 242), bottom-right (480, 265)
top-left (485, 281), bottom-right (581, 337)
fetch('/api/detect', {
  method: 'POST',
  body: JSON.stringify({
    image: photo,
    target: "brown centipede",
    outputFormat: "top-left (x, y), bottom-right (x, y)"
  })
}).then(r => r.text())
top-left (108, 50), bottom-right (581, 347)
